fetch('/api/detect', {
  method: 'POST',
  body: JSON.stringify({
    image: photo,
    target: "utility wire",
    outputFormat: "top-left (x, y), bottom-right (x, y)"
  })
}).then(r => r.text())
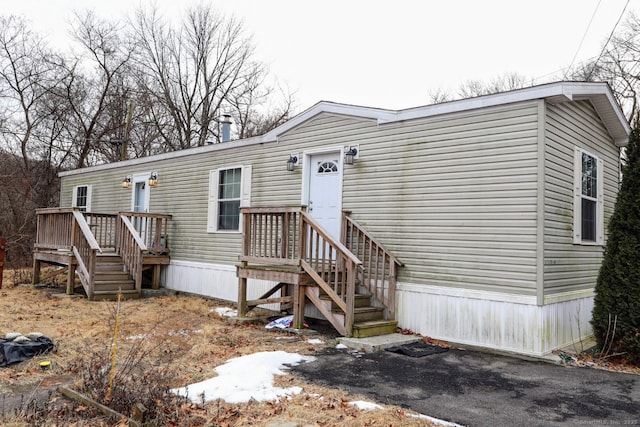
top-left (564, 0), bottom-right (603, 79)
top-left (586, 0), bottom-right (631, 80)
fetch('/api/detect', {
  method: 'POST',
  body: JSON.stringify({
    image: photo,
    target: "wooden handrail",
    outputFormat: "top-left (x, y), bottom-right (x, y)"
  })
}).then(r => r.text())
top-left (116, 215), bottom-right (146, 292)
top-left (71, 211), bottom-right (102, 299)
top-left (341, 212), bottom-right (402, 320)
top-left (119, 212), bottom-right (171, 254)
top-left (72, 211), bottom-right (101, 252)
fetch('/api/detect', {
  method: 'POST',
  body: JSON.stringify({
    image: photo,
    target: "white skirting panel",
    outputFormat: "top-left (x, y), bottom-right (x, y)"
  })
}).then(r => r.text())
top-left (396, 283), bottom-right (594, 356)
top-left (161, 260), bottom-right (281, 310)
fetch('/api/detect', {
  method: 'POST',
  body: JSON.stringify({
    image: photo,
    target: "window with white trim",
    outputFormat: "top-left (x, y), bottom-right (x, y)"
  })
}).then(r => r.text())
top-left (207, 165), bottom-right (251, 232)
top-left (72, 185), bottom-right (92, 212)
top-left (573, 148), bottom-right (603, 245)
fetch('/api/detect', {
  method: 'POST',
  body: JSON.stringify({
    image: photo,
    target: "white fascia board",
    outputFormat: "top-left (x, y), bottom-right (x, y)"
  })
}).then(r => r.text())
top-left (59, 135), bottom-right (265, 177)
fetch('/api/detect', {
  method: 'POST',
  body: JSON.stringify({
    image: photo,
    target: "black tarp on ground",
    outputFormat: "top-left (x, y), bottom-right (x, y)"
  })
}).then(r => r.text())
top-left (0, 336), bottom-right (54, 367)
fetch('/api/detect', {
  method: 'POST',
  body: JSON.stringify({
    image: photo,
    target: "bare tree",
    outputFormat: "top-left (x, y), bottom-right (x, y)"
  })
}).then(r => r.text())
top-left (567, 12), bottom-right (640, 123)
top-left (59, 11), bottom-right (137, 167)
top-left (427, 72), bottom-right (530, 104)
top-left (132, 5), bottom-right (278, 149)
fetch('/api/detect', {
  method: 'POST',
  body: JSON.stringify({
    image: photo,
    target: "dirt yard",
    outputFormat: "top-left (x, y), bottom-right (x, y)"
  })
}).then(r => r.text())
top-left (0, 269), bottom-right (437, 426)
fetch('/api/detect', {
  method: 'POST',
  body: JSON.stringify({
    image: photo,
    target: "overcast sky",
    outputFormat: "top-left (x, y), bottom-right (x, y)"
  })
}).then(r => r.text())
top-left (2, 0), bottom-right (636, 111)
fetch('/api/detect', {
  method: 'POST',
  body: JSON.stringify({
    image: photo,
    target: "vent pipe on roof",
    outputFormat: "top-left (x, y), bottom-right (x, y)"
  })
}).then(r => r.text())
top-left (221, 114), bottom-right (232, 142)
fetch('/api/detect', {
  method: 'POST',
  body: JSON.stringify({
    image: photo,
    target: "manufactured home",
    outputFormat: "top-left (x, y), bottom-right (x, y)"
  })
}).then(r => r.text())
top-left (33, 81), bottom-right (630, 356)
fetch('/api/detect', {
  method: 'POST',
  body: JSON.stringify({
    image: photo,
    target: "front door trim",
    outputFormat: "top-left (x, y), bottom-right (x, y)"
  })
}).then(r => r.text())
top-left (130, 172), bottom-right (151, 213)
top-left (301, 145), bottom-right (345, 209)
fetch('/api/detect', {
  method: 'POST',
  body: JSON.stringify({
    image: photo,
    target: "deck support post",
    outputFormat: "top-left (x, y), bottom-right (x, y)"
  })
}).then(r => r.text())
top-left (32, 258), bottom-right (41, 286)
top-left (238, 275), bottom-right (248, 316)
top-left (293, 282), bottom-right (306, 329)
top-left (152, 264), bottom-right (161, 289)
top-left (67, 264), bottom-right (76, 295)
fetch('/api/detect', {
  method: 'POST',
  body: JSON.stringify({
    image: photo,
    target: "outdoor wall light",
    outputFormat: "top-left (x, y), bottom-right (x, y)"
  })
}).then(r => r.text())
top-left (287, 155), bottom-right (298, 172)
top-left (121, 176), bottom-right (132, 189)
top-left (148, 171), bottom-right (158, 186)
top-left (345, 147), bottom-right (358, 165)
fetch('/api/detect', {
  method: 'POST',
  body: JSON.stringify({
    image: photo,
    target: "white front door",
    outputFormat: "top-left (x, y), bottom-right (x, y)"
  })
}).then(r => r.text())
top-left (308, 152), bottom-right (342, 240)
top-left (131, 175), bottom-right (150, 242)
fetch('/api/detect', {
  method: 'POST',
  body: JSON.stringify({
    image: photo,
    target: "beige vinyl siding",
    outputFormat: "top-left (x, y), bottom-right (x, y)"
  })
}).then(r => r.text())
top-left (61, 101), bottom-right (540, 295)
top-left (339, 102), bottom-right (541, 295)
top-left (544, 100), bottom-right (620, 295)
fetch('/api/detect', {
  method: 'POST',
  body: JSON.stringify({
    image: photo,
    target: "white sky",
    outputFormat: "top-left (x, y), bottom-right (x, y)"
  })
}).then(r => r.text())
top-left (2, 0), bottom-right (636, 111)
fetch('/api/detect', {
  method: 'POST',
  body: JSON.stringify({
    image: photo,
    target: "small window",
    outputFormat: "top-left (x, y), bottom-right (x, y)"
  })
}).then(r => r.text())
top-left (317, 161), bottom-right (338, 173)
top-left (207, 165), bottom-right (251, 232)
top-left (573, 148), bottom-right (603, 245)
top-left (72, 185), bottom-right (92, 212)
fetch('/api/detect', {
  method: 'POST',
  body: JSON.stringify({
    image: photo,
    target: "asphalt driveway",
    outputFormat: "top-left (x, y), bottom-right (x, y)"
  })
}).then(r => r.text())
top-left (290, 346), bottom-right (640, 426)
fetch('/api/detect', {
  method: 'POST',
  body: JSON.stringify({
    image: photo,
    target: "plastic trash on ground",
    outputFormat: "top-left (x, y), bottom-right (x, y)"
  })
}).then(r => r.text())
top-left (265, 315), bottom-right (309, 330)
top-left (0, 333), bottom-right (54, 367)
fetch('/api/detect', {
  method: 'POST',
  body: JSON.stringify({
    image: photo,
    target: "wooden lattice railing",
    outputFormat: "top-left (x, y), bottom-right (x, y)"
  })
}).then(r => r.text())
top-left (341, 212), bottom-right (403, 320)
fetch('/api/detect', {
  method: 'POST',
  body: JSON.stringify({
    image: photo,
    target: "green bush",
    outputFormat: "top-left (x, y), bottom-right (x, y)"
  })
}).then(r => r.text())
top-left (592, 125), bottom-right (640, 364)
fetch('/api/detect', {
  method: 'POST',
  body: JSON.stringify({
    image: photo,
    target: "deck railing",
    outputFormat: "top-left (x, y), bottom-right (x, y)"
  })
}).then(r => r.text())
top-left (85, 213), bottom-right (117, 249)
top-left (120, 212), bottom-right (171, 254)
top-left (341, 212), bottom-right (403, 319)
top-left (240, 207), bottom-right (302, 264)
top-left (34, 207), bottom-right (76, 250)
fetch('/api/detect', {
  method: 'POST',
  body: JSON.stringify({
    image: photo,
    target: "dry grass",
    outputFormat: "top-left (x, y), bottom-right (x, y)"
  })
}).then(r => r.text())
top-left (0, 271), bottom-right (436, 426)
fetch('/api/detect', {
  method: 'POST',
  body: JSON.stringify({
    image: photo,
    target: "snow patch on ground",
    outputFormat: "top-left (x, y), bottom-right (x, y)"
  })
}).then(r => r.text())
top-left (335, 343), bottom-right (348, 349)
top-left (172, 351), bottom-right (315, 404)
top-left (349, 400), bottom-right (383, 410)
top-left (307, 339), bottom-right (324, 345)
top-left (407, 413), bottom-right (465, 426)
top-left (213, 307), bottom-right (237, 317)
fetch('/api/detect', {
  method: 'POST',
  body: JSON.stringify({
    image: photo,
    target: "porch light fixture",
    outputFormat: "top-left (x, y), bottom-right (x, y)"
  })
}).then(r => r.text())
top-left (287, 155), bottom-right (298, 172)
top-left (148, 171), bottom-right (158, 186)
top-left (345, 147), bottom-right (358, 165)
top-left (121, 176), bottom-right (132, 189)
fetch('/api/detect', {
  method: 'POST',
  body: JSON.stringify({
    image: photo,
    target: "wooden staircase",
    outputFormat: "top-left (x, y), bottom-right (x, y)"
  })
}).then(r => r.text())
top-left (315, 287), bottom-right (397, 338)
top-left (237, 207), bottom-right (402, 339)
top-left (92, 253), bottom-right (138, 300)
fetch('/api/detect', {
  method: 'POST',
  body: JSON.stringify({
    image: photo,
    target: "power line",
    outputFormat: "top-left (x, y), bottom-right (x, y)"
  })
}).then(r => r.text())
top-left (586, 0), bottom-right (631, 80)
top-left (564, 0), bottom-right (603, 79)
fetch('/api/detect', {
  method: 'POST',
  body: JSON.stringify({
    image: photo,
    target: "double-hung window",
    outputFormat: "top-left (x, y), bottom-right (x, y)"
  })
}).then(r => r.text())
top-left (207, 165), bottom-right (251, 232)
top-left (72, 185), bottom-right (92, 212)
top-left (573, 148), bottom-right (603, 245)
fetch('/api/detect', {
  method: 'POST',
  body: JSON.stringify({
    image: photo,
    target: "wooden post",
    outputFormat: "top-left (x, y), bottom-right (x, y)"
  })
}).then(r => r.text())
top-left (0, 237), bottom-right (5, 289)
top-left (32, 258), bottom-right (41, 286)
top-left (152, 264), bottom-right (161, 289)
top-left (67, 263), bottom-right (76, 295)
top-left (238, 275), bottom-right (248, 316)
top-left (293, 279), bottom-right (306, 329)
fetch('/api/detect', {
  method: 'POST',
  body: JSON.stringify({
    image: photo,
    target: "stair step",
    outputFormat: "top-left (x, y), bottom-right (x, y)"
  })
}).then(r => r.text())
top-left (320, 293), bottom-right (371, 308)
top-left (94, 280), bottom-right (135, 291)
top-left (94, 272), bottom-right (131, 281)
top-left (92, 289), bottom-right (140, 301)
top-left (348, 306), bottom-right (385, 323)
top-left (352, 320), bottom-right (398, 338)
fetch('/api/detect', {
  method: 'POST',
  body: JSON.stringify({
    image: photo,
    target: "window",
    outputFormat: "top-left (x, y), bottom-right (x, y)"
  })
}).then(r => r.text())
top-left (72, 185), bottom-right (92, 212)
top-left (207, 165), bottom-right (251, 232)
top-left (573, 148), bottom-right (603, 245)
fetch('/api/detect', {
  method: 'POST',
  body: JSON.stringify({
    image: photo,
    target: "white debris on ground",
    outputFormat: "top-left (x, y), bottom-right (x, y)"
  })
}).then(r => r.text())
top-left (349, 400), bottom-right (384, 410)
top-left (335, 343), bottom-right (348, 349)
top-left (306, 339), bottom-right (324, 345)
top-left (213, 307), bottom-right (237, 317)
top-left (172, 351), bottom-right (315, 404)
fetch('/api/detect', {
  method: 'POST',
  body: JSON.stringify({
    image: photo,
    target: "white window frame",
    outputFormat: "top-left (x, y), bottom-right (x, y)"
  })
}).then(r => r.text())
top-left (207, 165), bottom-right (251, 233)
top-left (71, 185), bottom-right (92, 212)
top-left (573, 147), bottom-right (604, 245)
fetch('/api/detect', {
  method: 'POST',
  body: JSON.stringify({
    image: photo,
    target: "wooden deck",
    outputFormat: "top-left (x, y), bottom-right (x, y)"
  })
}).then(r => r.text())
top-left (237, 207), bottom-right (402, 338)
top-left (33, 208), bottom-right (171, 300)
